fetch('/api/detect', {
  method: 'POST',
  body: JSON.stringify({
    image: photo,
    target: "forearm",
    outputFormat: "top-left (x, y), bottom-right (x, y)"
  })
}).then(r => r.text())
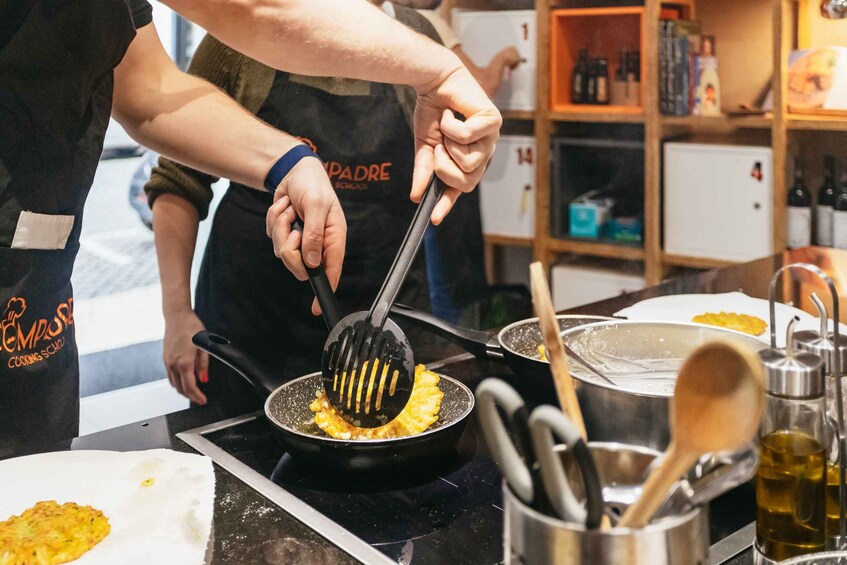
top-left (115, 70), bottom-right (296, 190)
top-left (162, 0), bottom-right (463, 92)
top-left (113, 25), bottom-right (299, 190)
top-left (152, 195), bottom-right (200, 317)
top-left (454, 47), bottom-right (495, 97)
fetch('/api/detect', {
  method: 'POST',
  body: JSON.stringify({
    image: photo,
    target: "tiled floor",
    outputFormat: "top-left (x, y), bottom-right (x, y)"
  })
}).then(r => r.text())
top-left (74, 154), bottom-right (225, 434)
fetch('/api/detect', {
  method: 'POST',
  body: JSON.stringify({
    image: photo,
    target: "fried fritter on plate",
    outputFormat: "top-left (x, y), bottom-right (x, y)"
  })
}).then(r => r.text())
top-left (0, 500), bottom-right (110, 565)
top-left (310, 364), bottom-right (443, 440)
top-left (692, 312), bottom-right (767, 336)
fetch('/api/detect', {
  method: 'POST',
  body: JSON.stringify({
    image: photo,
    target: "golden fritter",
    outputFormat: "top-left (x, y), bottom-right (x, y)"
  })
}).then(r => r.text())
top-left (0, 500), bottom-right (110, 565)
top-left (537, 344), bottom-right (548, 362)
top-left (310, 365), bottom-right (443, 440)
top-left (692, 312), bottom-right (767, 336)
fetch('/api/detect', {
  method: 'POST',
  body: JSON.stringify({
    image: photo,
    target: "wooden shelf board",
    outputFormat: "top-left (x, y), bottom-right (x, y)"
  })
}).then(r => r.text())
top-left (661, 253), bottom-right (740, 270)
top-left (549, 6), bottom-right (644, 16)
top-left (547, 238), bottom-right (645, 261)
top-left (549, 110), bottom-right (645, 124)
top-left (501, 110), bottom-right (535, 121)
top-left (787, 113), bottom-right (847, 132)
top-left (661, 114), bottom-right (773, 130)
top-left (484, 234), bottom-right (534, 247)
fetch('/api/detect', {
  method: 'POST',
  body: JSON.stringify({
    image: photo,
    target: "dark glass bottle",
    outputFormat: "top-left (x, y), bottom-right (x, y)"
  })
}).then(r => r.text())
top-left (596, 58), bottom-right (610, 104)
top-left (628, 51), bottom-right (640, 82)
top-left (817, 156), bottom-right (836, 246)
top-left (571, 49), bottom-right (589, 104)
top-left (616, 50), bottom-right (626, 82)
top-left (787, 156), bottom-right (812, 249)
top-left (586, 58), bottom-right (598, 104)
top-left (833, 170), bottom-right (847, 249)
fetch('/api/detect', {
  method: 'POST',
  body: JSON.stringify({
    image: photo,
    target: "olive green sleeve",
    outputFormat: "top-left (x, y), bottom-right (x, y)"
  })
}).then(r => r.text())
top-left (144, 35), bottom-right (249, 220)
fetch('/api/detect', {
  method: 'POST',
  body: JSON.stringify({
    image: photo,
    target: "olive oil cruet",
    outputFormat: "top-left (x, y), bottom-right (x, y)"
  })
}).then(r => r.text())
top-left (793, 292), bottom-right (847, 546)
top-left (754, 263), bottom-right (847, 563)
top-left (757, 316), bottom-right (827, 563)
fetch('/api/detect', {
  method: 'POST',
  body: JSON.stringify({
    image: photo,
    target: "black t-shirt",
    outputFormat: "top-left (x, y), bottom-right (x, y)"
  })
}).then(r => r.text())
top-left (127, 0), bottom-right (154, 29)
top-left (1, 0), bottom-right (152, 51)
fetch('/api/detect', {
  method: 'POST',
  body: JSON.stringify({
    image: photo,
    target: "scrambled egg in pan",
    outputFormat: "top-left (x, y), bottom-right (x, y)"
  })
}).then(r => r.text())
top-left (0, 501), bottom-right (110, 565)
top-left (691, 312), bottom-right (767, 336)
top-left (310, 365), bottom-right (443, 440)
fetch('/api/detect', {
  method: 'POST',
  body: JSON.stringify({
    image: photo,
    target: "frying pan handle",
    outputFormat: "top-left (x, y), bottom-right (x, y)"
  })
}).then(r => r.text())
top-left (292, 219), bottom-right (343, 330)
top-left (390, 304), bottom-right (504, 360)
top-left (476, 379), bottom-right (536, 506)
top-left (192, 331), bottom-right (279, 398)
top-left (529, 405), bottom-right (604, 529)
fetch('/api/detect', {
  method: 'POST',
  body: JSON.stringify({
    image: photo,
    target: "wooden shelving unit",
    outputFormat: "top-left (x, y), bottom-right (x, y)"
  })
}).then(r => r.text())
top-left (662, 252), bottom-right (739, 270)
top-left (787, 114), bottom-right (847, 132)
top-left (501, 110), bottom-right (536, 121)
top-left (550, 111), bottom-right (645, 123)
top-left (445, 0), bottom-right (847, 285)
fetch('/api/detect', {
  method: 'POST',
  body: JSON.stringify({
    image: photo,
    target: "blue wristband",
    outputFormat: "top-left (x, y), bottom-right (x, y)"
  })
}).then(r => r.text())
top-left (264, 145), bottom-right (321, 192)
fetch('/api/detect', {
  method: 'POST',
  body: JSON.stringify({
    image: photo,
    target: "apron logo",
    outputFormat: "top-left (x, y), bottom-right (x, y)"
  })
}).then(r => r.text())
top-left (296, 136), bottom-right (394, 190)
top-left (297, 137), bottom-right (318, 153)
top-left (2, 297), bottom-right (73, 369)
top-left (325, 161), bottom-right (393, 190)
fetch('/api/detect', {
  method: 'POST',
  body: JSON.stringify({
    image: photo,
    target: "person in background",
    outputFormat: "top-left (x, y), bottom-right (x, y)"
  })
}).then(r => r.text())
top-left (146, 2), bottom-right (446, 408)
top-left (1, 0), bottom-right (500, 456)
top-left (411, 3), bottom-right (522, 98)
top-left (393, 0), bottom-right (522, 324)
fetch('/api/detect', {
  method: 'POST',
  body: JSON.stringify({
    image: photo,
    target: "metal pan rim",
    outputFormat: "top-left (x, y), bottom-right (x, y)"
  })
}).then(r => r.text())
top-left (558, 320), bottom-right (769, 399)
top-left (263, 372), bottom-right (475, 445)
top-left (497, 314), bottom-right (614, 359)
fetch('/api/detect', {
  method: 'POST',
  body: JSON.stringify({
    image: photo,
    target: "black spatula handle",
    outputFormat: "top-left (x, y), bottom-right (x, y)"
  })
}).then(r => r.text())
top-left (292, 219), bottom-right (343, 330)
top-left (369, 174), bottom-right (444, 326)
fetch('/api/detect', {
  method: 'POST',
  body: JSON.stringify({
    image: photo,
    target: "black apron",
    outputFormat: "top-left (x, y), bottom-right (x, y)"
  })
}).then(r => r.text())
top-left (194, 76), bottom-right (429, 408)
top-left (0, 0), bottom-right (136, 456)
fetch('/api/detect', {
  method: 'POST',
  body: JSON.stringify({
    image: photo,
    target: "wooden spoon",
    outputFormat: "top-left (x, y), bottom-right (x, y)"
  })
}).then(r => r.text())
top-left (529, 262), bottom-right (587, 440)
top-left (618, 340), bottom-right (765, 528)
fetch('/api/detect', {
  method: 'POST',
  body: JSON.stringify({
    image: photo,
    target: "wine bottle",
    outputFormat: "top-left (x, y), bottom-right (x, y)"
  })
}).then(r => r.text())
top-left (817, 156), bottom-right (836, 247)
top-left (788, 156), bottom-right (812, 249)
top-left (596, 58), bottom-right (610, 104)
top-left (833, 170), bottom-right (847, 250)
top-left (586, 58), bottom-right (598, 104)
top-left (571, 49), bottom-right (589, 104)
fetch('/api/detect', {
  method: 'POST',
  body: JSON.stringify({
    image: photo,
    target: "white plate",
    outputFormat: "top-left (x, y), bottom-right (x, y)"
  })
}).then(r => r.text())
top-left (614, 291), bottom-right (844, 348)
top-left (0, 449), bottom-right (214, 565)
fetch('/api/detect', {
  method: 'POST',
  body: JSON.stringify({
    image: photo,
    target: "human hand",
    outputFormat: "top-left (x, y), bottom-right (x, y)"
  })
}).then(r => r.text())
top-left (498, 46), bottom-right (522, 70)
top-left (414, 64), bottom-right (502, 224)
top-left (163, 310), bottom-right (209, 405)
top-left (265, 156), bottom-right (347, 316)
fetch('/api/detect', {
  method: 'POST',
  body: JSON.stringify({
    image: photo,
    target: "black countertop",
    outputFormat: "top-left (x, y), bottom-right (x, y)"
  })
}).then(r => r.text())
top-left (7, 247), bottom-right (846, 564)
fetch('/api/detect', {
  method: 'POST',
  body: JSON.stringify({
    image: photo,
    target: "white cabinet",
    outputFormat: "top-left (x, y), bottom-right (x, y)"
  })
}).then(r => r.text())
top-left (452, 10), bottom-right (536, 111)
top-left (480, 136), bottom-right (535, 239)
top-left (663, 142), bottom-right (773, 262)
top-left (552, 263), bottom-right (645, 310)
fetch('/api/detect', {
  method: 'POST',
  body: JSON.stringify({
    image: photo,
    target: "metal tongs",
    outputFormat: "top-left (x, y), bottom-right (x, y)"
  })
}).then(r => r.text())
top-left (768, 263), bottom-right (847, 545)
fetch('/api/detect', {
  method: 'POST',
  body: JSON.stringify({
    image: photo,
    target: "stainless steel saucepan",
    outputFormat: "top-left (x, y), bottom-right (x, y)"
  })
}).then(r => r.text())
top-left (560, 320), bottom-right (768, 450)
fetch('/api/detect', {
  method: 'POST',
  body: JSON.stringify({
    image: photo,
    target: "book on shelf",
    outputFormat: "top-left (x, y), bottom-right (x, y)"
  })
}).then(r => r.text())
top-left (692, 55), bottom-right (720, 116)
top-left (661, 20), bottom-right (715, 116)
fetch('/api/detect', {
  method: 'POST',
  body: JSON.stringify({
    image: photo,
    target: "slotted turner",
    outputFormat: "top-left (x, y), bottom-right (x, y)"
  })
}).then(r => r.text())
top-left (321, 174), bottom-right (444, 427)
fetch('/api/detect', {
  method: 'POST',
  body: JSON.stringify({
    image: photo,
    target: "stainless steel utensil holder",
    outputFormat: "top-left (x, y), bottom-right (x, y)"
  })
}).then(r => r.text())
top-left (769, 263), bottom-right (847, 544)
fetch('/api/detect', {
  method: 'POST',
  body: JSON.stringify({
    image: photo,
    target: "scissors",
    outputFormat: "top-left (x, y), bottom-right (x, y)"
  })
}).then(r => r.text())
top-left (476, 378), bottom-right (603, 528)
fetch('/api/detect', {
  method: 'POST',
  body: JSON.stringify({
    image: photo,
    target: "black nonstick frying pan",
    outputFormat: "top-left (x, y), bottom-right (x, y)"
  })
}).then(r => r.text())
top-left (390, 305), bottom-right (612, 398)
top-left (192, 331), bottom-right (474, 472)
